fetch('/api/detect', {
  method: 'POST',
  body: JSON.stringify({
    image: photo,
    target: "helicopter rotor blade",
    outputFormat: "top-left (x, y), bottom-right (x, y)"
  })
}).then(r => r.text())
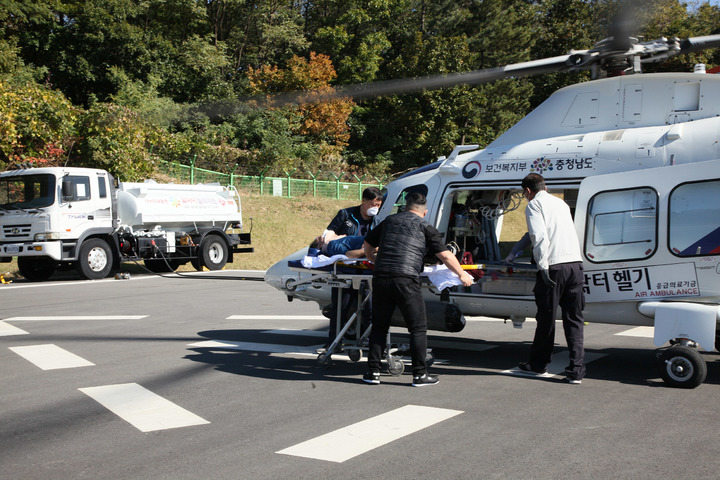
top-left (248, 54), bottom-right (582, 109)
top-left (679, 34), bottom-right (720, 54)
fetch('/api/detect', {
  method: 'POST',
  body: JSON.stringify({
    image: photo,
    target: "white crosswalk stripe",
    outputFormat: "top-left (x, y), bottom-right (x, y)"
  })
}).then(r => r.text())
top-left (0, 321), bottom-right (28, 336)
top-left (79, 383), bottom-right (210, 432)
top-left (9, 344), bottom-right (95, 370)
top-left (616, 326), bottom-right (654, 338)
top-left (277, 404), bottom-right (463, 462)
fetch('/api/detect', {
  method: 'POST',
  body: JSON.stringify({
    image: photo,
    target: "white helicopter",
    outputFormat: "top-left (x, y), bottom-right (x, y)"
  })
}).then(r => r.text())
top-left (265, 28), bottom-right (720, 388)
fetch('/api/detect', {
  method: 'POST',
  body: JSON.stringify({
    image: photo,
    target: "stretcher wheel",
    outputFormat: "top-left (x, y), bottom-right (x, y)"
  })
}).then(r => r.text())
top-left (426, 352), bottom-right (435, 367)
top-left (317, 353), bottom-right (331, 366)
top-left (387, 356), bottom-right (404, 376)
top-left (348, 349), bottom-right (362, 362)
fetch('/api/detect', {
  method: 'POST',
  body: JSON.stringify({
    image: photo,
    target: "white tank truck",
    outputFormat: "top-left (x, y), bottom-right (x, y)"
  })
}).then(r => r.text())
top-left (0, 167), bottom-right (253, 281)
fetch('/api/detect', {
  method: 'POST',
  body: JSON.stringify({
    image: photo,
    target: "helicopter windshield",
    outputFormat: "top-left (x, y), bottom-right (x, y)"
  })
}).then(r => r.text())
top-left (0, 174), bottom-right (56, 210)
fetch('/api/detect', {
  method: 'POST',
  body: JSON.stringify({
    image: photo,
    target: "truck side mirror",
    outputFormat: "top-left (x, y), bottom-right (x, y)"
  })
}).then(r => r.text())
top-left (61, 178), bottom-right (73, 202)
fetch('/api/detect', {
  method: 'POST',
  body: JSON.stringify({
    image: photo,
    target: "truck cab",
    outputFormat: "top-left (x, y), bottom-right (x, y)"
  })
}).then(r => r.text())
top-left (0, 168), bottom-right (115, 280)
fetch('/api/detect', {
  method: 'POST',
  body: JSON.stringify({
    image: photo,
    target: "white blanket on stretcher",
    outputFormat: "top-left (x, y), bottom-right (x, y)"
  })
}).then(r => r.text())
top-left (300, 255), bottom-right (463, 291)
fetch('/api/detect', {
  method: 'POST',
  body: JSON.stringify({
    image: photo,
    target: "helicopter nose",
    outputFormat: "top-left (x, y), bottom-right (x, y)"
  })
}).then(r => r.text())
top-left (264, 247), bottom-right (308, 291)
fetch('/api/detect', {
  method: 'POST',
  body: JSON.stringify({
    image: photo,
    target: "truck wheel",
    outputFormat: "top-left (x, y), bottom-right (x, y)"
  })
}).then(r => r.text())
top-left (76, 238), bottom-right (113, 280)
top-left (200, 234), bottom-right (228, 270)
top-left (656, 345), bottom-right (707, 389)
top-left (18, 256), bottom-right (57, 282)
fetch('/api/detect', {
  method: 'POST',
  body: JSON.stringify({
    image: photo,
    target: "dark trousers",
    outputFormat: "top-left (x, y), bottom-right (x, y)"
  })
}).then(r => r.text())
top-left (368, 276), bottom-right (428, 376)
top-left (529, 261), bottom-right (586, 380)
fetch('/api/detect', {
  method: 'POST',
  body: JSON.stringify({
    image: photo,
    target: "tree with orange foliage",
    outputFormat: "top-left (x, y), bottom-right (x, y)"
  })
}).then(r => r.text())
top-left (247, 52), bottom-right (355, 150)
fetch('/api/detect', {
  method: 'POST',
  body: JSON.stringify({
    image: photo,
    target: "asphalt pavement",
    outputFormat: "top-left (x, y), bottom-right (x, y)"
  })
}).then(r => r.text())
top-left (1, 271), bottom-right (719, 479)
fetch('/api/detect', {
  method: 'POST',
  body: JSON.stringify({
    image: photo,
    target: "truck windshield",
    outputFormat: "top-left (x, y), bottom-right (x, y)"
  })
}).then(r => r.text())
top-left (0, 174), bottom-right (56, 209)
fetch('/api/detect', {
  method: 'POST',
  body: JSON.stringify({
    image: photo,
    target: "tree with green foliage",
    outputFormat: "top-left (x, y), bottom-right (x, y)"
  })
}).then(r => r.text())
top-left (1, 0), bottom-right (718, 181)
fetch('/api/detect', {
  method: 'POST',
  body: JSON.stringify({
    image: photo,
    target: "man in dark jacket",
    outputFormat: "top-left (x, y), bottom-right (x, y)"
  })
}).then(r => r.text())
top-left (321, 187), bottom-right (383, 241)
top-left (362, 192), bottom-right (473, 386)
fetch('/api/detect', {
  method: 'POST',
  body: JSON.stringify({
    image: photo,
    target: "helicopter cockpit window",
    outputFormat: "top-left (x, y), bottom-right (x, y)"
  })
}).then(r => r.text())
top-left (584, 188), bottom-right (657, 263)
top-left (669, 179), bottom-right (720, 257)
top-left (388, 184), bottom-right (428, 215)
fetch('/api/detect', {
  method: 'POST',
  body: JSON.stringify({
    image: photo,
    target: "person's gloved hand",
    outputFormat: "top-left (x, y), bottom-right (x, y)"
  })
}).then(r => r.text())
top-left (505, 252), bottom-right (517, 263)
top-left (540, 269), bottom-right (556, 287)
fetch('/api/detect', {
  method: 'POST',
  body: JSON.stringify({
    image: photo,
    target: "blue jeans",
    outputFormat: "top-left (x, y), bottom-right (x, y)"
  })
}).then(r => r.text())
top-left (325, 236), bottom-right (365, 256)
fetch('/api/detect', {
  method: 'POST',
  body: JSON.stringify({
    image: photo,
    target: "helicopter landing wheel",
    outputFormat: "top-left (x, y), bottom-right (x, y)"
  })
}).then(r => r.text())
top-left (655, 345), bottom-right (706, 389)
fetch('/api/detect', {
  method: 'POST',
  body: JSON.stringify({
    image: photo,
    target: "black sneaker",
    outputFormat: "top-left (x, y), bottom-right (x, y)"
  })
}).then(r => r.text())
top-left (517, 362), bottom-right (548, 375)
top-left (412, 373), bottom-right (439, 387)
top-left (363, 371), bottom-right (380, 384)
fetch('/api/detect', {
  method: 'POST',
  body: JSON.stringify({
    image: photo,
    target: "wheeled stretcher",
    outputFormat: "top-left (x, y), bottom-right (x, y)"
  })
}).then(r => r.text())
top-left (286, 254), bottom-right (499, 373)
top-left (287, 257), bottom-right (410, 375)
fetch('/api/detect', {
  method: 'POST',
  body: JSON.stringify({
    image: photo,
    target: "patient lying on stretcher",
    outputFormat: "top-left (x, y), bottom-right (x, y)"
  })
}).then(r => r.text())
top-left (309, 235), bottom-right (365, 258)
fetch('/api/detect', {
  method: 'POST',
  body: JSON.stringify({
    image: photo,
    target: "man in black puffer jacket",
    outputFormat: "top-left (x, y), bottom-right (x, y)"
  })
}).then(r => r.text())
top-left (362, 192), bottom-right (474, 387)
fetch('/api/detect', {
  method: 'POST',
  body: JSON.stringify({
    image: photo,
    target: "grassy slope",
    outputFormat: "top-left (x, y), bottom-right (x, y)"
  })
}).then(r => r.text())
top-left (1, 192), bottom-right (527, 279)
top-left (227, 192), bottom-right (351, 271)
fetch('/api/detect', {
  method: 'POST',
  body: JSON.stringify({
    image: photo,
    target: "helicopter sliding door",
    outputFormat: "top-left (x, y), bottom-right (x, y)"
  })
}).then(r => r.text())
top-left (437, 186), bottom-right (538, 297)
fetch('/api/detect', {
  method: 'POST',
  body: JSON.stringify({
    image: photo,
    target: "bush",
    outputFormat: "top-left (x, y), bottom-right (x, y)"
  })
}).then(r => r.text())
top-left (0, 76), bottom-right (79, 168)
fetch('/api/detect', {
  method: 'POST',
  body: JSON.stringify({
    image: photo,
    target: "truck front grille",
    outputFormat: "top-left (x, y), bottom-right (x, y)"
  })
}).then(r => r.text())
top-left (2, 224), bottom-right (32, 240)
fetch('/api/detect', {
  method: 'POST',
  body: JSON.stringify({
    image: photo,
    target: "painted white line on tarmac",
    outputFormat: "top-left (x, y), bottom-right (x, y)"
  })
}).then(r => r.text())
top-left (262, 329), bottom-right (327, 337)
top-left (9, 344), bottom-right (95, 370)
top-left (503, 351), bottom-right (606, 377)
top-left (188, 339), bottom-right (320, 355)
top-left (262, 329), bottom-right (495, 352)
top-left (79, 383), bottom-right (210, 432)
top-left (277, 404), bottom-right (463, 463)
top-left (3, 315), bottom-right (147, 321)
top-left (227, 315), bottom-right (326, 320)
top-left (0, 321), bottom-right (28, 336)
top-left (616, 326), bottom-right (654, 338)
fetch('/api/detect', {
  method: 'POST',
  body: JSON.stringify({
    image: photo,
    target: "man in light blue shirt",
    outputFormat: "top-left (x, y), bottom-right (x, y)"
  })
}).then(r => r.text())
top-left (517, 173), bottom-right (586, 384)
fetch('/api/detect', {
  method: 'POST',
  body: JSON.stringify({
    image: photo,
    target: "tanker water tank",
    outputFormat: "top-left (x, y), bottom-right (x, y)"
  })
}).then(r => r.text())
top-left (116, 180), bottom-right (242, 231)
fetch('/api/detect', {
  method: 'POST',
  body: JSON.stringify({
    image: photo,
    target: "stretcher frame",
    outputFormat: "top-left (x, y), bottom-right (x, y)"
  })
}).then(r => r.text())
top-left (287, 259), bottom-right (407, 375)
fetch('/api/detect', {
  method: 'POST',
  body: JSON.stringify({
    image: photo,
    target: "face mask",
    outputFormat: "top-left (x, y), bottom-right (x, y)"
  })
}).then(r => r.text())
top-left (366, 206), bottom-right (379, 217)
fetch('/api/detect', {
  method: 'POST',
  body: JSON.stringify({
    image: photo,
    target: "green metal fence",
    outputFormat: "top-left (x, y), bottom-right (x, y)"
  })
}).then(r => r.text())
top-left (156, 160), bottom-right (391, 202)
